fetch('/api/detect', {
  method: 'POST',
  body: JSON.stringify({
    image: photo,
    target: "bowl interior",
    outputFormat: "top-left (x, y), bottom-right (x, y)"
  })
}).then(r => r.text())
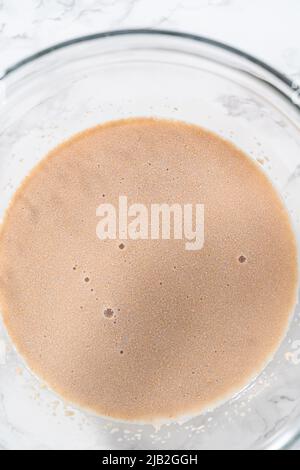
top-left (0, 31), bottom-right (300, 450)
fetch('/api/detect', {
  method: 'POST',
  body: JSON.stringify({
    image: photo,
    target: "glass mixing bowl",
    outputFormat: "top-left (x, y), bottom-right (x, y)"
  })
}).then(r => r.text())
top-left (0, 29), bottom-right (300, 450)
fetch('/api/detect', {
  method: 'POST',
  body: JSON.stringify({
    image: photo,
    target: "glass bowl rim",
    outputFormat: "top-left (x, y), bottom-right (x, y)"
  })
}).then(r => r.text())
top-left (0, 28), bottom-right (298, 101)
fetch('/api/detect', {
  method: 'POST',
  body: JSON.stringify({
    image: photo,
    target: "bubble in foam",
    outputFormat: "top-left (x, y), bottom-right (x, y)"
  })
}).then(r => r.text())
top-left (103, 308), bottom-right (114, 319)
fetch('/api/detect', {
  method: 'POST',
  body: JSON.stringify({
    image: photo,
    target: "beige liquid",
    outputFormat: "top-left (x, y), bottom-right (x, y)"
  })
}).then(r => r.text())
top-left (0, 118), bottom-right (298, 422)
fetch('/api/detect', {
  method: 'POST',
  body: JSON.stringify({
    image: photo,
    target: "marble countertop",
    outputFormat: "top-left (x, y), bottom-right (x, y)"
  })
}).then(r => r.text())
top-left (1, 0), bottom-right (300, 79)
top-left (0, 0), bottom-right (300, 450)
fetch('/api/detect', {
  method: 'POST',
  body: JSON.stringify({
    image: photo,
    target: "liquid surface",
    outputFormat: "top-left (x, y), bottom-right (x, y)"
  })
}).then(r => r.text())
top-left (0, 118), bottom-right (298, 422)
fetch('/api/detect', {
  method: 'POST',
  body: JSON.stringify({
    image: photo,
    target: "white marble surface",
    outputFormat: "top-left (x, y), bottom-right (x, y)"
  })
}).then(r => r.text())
top-left (0, 0), bottom-right (300, 80)
top-left (0, 0), bottom-right (300, 450)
